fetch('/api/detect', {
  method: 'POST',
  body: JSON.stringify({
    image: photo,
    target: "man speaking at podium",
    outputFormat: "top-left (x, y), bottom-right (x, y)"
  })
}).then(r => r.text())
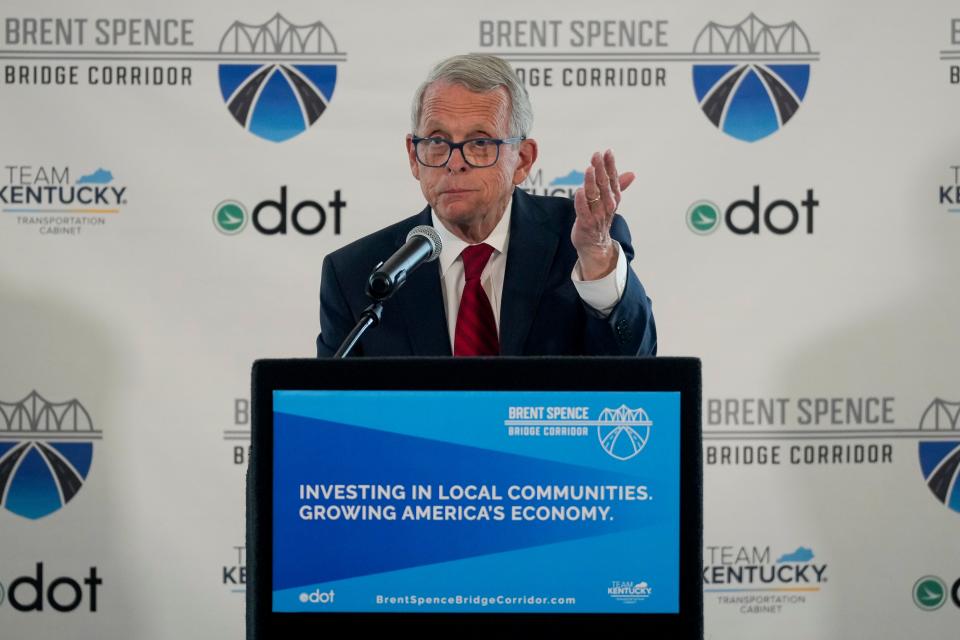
top-left (316, 54), bottom-right (656, 357)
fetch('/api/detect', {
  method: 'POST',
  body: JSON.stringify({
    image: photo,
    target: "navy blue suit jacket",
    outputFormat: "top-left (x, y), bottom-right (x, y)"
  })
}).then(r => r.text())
top-left (316, 188), bottom-right (656, 357)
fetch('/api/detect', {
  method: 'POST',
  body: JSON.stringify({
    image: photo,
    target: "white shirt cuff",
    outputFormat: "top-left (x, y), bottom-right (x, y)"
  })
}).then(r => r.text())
top-left (571, 242), bottom-right (627, 317)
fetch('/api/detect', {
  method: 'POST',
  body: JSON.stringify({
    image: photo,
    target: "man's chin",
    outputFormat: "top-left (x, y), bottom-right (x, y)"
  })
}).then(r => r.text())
top-left (432, 202), bottom-right (480, 226)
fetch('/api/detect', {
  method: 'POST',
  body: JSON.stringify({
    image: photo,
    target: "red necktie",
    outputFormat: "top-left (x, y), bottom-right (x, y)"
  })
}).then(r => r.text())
top-left (454, 243), bottom-right (499, 356)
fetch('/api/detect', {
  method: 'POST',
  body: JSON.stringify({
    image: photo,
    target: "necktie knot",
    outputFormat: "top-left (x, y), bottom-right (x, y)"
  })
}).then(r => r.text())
top-left (460, 243), bottom-right (495, 280)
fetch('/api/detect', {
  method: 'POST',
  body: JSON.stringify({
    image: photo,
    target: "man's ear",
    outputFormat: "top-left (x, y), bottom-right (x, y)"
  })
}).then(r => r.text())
top-left (513, 137), bottom-right (538, 185)
top-left (406, 134), bottom-right (421, 180)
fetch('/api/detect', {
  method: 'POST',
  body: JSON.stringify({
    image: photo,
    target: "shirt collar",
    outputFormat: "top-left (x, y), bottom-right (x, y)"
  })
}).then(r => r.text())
top-left (431, 195), bottom-right (512, 279)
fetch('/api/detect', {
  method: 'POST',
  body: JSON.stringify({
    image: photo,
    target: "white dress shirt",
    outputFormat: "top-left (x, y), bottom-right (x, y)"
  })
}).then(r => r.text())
top-left (431, 199), bottom-right (628, 350)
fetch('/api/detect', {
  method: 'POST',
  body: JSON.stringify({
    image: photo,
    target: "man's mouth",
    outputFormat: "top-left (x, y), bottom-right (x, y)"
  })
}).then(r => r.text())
top-left (438, 188), bottom-right (477, 199)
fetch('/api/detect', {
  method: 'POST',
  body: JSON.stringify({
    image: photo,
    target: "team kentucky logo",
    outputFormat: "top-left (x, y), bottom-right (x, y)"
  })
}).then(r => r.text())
top-left (0, 391), bottom-right (100, 520)
top-left (597, 405), bottom-right (652, 461)
top-left (917, 399), bottom-right (960, 514)
top-left (691, 14), bottom-right (817, 142)
top-left (217, 14), bottom-right (343, 143)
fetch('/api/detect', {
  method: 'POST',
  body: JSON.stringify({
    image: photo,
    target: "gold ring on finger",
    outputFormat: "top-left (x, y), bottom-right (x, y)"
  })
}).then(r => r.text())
top-left (587, 195), bottom-right (601, 205)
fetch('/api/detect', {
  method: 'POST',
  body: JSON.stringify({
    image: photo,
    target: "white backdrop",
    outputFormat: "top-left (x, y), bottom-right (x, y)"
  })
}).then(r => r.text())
top-left (1, 1), bottom-right (958, 638)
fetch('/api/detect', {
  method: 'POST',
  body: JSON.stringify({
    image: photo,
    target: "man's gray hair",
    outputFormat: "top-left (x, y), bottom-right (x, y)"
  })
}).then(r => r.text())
top-left (410, 54), bottom-right (533, 138)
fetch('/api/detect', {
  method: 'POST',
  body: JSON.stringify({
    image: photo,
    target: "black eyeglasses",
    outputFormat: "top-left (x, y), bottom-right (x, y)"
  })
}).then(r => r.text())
top-left (411, 135), bottom-right (526, 168)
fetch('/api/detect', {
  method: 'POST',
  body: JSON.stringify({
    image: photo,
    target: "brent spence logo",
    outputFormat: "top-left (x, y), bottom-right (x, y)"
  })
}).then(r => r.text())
top-left (692, 14), bottom-right (817, 142)
top-left (505, 404), bottom-right (652, 460)
top-left (217, 14), bottom-right (343, 143)
top-left (597, 406), bottom-right (652, 460)
top-left (917, 398), bottom-right (960, 514)
top-left (0, 391), bottom-right (101, 520)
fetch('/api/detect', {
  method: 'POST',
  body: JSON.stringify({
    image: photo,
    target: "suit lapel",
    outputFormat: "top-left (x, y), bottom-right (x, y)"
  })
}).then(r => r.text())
top-left (395, 206), bottom-right (452, 356)
top-left (499, 189), bottom-right (559, 356)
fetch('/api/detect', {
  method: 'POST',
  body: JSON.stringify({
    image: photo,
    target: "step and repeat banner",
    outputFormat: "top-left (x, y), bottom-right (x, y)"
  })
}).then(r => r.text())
top-left (1, 1), bottom-right (958, 638)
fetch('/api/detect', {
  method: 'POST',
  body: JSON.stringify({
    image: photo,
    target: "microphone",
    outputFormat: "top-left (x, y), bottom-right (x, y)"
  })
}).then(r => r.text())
top-left (366, 225), bottom-right (442, 300)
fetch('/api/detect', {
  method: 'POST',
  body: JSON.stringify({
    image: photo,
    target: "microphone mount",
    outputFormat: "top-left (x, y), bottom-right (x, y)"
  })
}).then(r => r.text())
top-left (333, 225), bottom-right (442, 358)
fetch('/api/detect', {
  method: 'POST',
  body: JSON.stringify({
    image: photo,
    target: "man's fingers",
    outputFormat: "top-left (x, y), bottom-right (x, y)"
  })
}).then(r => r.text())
top-left (579, 179), bottom-right (600, 233)
top-left (592, 151), bottom-right (609, 189)
top-left (583, 164), bottom-right (601, 210)
top-left (604, 149), bottom-right (622, 205)
top-left (573, 149), bottom-right (633, 251)
top-left (591, 152), bottom-right (617, 215)
top-left (574, 186), bottom-right (590, 218)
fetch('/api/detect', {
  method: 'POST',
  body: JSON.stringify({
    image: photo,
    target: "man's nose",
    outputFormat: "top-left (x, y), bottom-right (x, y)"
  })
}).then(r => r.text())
top-left (446, 146), bottom-right (470, 172)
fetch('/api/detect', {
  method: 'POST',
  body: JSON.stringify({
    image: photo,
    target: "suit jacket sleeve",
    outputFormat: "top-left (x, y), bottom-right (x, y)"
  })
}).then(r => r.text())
top-left (316, 254), bottom-right (359, 358)
top-left (582, 213), bottom-right (657, 356)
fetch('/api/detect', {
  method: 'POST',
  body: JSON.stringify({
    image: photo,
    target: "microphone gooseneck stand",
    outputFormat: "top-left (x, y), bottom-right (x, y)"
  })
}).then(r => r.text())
top-left (333, 225), bottom-right (442, 358)
top-left (333, 301), bottom-right (384, 359)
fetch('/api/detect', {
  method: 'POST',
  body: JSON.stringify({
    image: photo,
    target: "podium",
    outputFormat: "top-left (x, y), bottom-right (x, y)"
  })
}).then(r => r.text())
top-left (247, 357), bottom-right (702, 638)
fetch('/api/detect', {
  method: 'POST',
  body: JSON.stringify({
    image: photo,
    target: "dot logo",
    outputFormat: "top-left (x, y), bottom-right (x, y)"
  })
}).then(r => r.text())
top-left (217, 14), bottom-right (344, 143)
top-left (213, 200), bottom-right (248, 235)
top-left (686, 201), bottom-right (721, 234)
top-left (0, 392), bottom-right (100, 520)
top-left (298, 588), bottom-right (335, 604)
top-left (913, 576), bottom-right (947, 611)
top-left (597, 405), bottom-right (651, 461)
top-left (686, 186), bottom-right (819, 236)
top-left (691, 14), bottom-right (817, 142)
top-left (212, 187), bottom-right (345, 237)
top-left (0, 563), bottom-right (102, 613)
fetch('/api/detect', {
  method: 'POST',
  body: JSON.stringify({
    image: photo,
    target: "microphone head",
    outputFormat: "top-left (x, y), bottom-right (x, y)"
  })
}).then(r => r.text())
top-left (407, 225), bottom-right (442, 261)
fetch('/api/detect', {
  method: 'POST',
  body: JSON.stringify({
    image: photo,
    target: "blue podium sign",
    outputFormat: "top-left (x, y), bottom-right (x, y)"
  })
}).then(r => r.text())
top-left (272, 389), bottom-right (680, 614)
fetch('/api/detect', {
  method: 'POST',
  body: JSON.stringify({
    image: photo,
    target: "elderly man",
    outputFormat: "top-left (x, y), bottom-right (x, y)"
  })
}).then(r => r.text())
top-left (316, 54), bottom-right (656, 357)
